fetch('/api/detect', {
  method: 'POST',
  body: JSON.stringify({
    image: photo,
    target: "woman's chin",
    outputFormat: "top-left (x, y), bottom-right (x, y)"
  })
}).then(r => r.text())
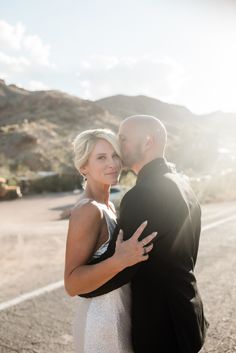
top-left (111, 181), bottom-right (118, 186)
top-left (110, 177), bottom-right (119, 185)
top-left (104, 175), bottom-right (119, 185)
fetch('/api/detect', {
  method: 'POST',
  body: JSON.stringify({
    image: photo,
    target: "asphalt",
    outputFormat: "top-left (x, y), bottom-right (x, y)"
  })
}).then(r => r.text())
top-left (0, 193), bottom-right (235, 353)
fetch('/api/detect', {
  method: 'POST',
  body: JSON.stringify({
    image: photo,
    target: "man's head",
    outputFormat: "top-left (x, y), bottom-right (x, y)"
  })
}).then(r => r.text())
top-left (118, 115), bottom-right (167, 174)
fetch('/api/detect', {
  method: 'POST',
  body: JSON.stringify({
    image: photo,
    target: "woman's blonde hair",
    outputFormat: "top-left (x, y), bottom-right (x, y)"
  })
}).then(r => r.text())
top-left (72, 128), bottom-right (121, 176)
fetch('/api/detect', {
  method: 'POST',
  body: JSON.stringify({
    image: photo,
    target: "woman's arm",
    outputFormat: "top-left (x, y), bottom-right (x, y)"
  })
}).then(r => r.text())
top-left (64, 202), bottom-right (120, 296)
top-left (64, 201), bottom-right (156, 297)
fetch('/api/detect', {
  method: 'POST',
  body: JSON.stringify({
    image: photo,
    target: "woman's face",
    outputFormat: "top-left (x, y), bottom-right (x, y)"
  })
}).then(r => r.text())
top-left (83, 139), bottom-right (122, 186)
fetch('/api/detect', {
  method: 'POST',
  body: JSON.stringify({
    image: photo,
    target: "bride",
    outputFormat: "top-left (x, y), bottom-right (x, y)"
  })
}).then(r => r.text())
top-left (64, 128), bottom-right (157, 353)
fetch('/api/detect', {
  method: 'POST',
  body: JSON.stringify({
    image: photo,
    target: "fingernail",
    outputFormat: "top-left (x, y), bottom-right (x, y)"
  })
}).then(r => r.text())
top-left (153, 232), bottom-right (158, 236)
top-left (143, 220), bottom-right (148, 225)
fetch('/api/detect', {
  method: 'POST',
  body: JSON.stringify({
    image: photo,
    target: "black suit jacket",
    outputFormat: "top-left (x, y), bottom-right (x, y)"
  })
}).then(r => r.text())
top-left (81, 158), bottom-right (208, 353)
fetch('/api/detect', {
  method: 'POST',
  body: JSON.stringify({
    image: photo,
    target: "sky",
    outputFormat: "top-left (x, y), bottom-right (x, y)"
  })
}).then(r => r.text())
top-left (0, 0), bottom-right (236, 114)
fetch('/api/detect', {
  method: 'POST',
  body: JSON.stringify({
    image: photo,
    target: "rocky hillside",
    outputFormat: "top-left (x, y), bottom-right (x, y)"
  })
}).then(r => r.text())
top-left (0, 79), bottom-right (118, 176)
top-left (96, 95), bottom-right (236, 173)
top-left (0, 80), bottom-right (235, 178)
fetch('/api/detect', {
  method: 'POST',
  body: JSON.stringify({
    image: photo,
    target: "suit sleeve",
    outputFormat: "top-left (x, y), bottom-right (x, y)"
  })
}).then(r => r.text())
top-left (79, 187), bottom-right (154, 298)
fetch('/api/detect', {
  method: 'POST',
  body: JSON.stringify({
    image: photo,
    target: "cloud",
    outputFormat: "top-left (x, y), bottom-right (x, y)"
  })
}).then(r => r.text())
top-left (0, 20), bottom-right (51, 67)
top-left (0, 51), bottom-right (30, 72)
top-left (172, 36), bottom-right (236, 113)
top-left (0, 20), bottom-right (25, 49)
top-left (76, 55), bottom-right (187, 101)
top-left (80, 56), bottom-right (120, 71)
top-left (0, 71), bottom-right (9, 80)
top-left (27, 80), bottom-right (49, 91)
top-left (76, 52), bottom-right (236, 113)
top-left (23, 34), bottom-right (51, 67)
top-left (0, 19), bottom-right (54, 91)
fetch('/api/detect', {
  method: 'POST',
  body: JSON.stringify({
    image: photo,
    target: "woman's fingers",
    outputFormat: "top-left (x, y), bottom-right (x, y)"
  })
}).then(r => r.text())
top-left (131, 220), bottom-right (148, 241)
top-left (141, 232), bottom-right (158, 246)
top-left (143, 243), bottom-right (154, 254)
top-left (116, 229), bottom-right (124, 243)
top-left (114, 227), bottom-right (157, 267)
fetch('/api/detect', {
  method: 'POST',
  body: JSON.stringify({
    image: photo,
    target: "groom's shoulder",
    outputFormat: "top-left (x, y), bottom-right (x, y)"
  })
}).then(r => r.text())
top-left (120, 183), bottom-right (151, 207)
top-left (120, 185), bottom-right (137, 204)
top-left (122, 172), bottom-right (191, 203)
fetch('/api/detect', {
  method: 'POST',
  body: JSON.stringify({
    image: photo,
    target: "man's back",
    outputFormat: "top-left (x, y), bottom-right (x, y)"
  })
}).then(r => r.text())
top-left (119, 158), bottom-right (208, 353)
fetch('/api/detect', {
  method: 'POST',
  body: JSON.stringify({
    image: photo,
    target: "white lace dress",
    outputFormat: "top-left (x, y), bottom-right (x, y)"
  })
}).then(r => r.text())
top-left (73, 204), bottom-right (133, 353)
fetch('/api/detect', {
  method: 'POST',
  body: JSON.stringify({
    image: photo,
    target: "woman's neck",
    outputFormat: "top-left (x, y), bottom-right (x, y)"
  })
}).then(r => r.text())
top-left (84, 182), bottom-right (110, 206)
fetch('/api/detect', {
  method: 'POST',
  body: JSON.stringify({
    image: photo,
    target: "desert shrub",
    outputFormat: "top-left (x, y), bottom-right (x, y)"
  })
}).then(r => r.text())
top-left (29, 172), bottom-right (82, 193)
top-left (190, 171), bottom-right (236, 203)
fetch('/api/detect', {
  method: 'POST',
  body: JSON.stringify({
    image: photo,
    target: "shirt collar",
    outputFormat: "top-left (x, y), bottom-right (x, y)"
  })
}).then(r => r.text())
top-left (136, 157), bottom-right (173, 185)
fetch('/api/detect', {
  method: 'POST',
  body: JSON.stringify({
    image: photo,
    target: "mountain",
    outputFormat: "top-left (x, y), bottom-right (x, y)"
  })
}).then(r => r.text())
top-left (0, 80), bottom-right (235, 178)
top-left (0, 79), bottom-right (119, 175)
top-left (95, 95), bottom-right (236, 173)
top-left (96, 94), bottom-right (195, 122)
top-left (95, 94), bottom-right (236, 134)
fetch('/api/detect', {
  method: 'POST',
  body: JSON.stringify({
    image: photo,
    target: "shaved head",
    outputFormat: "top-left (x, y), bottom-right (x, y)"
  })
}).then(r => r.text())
top-left (121, 115), bottom-right (167, 146)
top-left (118, 115), bottom-right (167, 173)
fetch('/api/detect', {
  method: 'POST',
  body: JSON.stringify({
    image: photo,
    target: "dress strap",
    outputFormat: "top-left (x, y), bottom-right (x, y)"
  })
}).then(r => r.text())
top-left (74, 197), bottom-right (93, 208)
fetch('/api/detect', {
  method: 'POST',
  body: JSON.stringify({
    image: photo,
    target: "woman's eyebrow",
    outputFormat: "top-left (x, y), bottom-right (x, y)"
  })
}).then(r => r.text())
top-left (96, 152), bottom-right (107, 156)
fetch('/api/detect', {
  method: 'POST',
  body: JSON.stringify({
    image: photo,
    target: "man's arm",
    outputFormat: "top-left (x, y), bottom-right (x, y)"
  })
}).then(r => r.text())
top-left (79, 186), bottom-right (155, 298)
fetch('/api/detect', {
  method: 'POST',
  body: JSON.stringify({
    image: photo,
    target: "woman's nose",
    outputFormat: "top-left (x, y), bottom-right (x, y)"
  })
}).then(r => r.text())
top-left (107, 157), bottom-right (117, 168)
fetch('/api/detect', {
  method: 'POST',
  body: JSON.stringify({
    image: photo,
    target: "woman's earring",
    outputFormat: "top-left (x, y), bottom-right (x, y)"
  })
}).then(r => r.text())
top-left (81, 173), bottom-right (87, 187)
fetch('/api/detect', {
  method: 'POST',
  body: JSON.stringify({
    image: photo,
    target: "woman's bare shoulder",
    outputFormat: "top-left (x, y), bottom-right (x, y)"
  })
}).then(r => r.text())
top-left (70, 198), bottom-right (103, 223)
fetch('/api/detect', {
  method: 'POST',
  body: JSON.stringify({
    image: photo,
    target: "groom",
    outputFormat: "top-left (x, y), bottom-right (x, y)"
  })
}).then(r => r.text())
top-left (81, 115), bottom-right (208, 353)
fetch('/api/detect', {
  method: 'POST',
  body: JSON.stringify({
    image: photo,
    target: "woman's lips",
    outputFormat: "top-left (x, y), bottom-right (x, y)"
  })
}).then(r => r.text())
top-left (106, 171), bottom-right (119, 176)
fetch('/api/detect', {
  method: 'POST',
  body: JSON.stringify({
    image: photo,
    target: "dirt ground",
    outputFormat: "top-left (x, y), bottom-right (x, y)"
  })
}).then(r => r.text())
top-left (0, 192), bottom-right (236, 353)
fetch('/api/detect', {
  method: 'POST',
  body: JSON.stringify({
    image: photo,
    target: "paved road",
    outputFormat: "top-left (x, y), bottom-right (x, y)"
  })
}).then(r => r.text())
top-left (0, 193), bottom-right (235, 353)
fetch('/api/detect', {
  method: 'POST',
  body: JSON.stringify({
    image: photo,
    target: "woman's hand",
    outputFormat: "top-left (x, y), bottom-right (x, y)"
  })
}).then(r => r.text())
top-left (113, 221), bottom-right (157, 270)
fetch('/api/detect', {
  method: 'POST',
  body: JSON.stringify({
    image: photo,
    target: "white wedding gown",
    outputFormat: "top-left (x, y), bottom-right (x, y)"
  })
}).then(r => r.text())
top-left (73, 203), bottom-right (133, 353)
